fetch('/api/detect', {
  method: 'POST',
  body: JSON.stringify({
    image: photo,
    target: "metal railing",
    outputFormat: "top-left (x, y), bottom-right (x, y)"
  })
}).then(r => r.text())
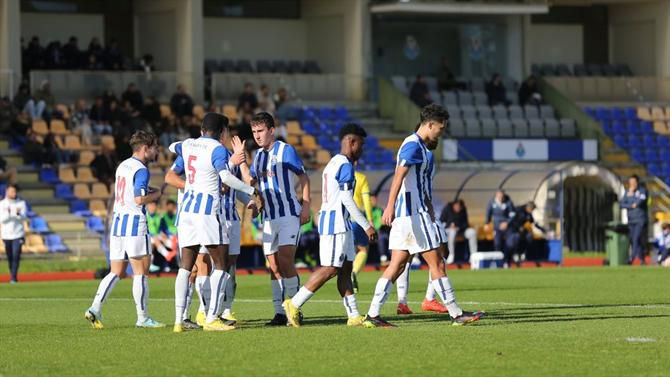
top-left (211, 73), bottom-right (373, 103)
top-left (29, 70), bottom-right (205, 104)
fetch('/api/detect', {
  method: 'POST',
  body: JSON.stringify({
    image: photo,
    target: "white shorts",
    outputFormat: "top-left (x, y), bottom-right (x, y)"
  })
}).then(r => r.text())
top-left (109, 234), bottom-right (151, 261)
top-left (262, 216), bottom-right (300, 255)
top-left (389, 212), bottom-right (440, 255)
top-left (178, 212), bottom-right (223, 248)
top-left (319, 230), bottom-right (355, 268)
top-left (197, 220), bottom-right (241, 256)
top-left (434, 222), bottom-right (448, 245)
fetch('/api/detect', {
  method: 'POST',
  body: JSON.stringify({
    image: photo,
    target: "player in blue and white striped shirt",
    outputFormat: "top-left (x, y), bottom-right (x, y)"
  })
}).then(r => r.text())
top-left (167, 113), bottom-right (260, 333)
top-left (283, 123), bottom-right (376, 328)
top-left (85, 131), bottom-right (166, 329)
top-left (364, 104), bottom-right (484, 328)
top-left (247, 112), bottom-right (311, 326)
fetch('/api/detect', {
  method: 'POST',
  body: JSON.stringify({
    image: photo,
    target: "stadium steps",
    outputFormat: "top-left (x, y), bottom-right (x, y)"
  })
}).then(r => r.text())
top-left (31, 204), bottom-right (71, 214)
top-left (58, 231), bottom-right (103, 256)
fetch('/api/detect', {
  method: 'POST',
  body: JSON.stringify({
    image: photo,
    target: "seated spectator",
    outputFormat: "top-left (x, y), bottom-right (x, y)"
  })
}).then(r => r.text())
top-left (138, 54), bottom-right (155, 73)
top-left (0, 96), bottom-right (17, 136)
top-left (506, 202), bottom-right (545, 265)
top-left (22, 130), bottom-right (49, 165)
top-left (518, 75), bottom-right (543, 106)
top-left (89, 97), bottom-right (112, 135)
top-left (121, 83), bottom-right (143, 112)
top-left (0, 155), bottom-right (17, 184)
top-left (12, 84), bottom-right (31, 113)
top-left (440, 199), bottom-right (477, 264)
top-left (34, 80), bottom-right (58, 119)
top-left (85, 54), bottom-right (103, 70)
top-left (438, 57), bottom-right (466, 91)
top-left (45, 41), bottom-right (63, 69)
top-left (170, 84), bottom-right (194, 118)
top-left (257, 84), bottom-right (276, 113)
top-left (409, 75), bottom-right (431, 108)
top-left (62, 36), bottom-right (82, 69)
top-left (70, 99), bottom-right (94, 144)
top-left (274, 87), bottom-right (289, 109)
top-left (142, 96), bottom-right (162, 130)
top-left (237, 82), bottom-right (258, 111)
top-left (485, 73), bottom-right (509, 106)
top-left (104, 39), bottom-right (124, 70)
top-left (91, 145), bottom-right (119, 185)
top-left (658, 223), bottom-right (670, 266)
top-left (159, 117), bottom-right (180, 149)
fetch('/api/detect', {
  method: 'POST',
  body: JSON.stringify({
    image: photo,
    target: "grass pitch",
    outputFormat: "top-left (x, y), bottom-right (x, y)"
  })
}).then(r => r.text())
top-left (0, 267), bottom-right (668, 376)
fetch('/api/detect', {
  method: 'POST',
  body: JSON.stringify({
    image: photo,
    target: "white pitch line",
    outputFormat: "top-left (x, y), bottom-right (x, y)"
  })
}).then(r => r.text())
top-left (0, 297), bottom-right (668, 309)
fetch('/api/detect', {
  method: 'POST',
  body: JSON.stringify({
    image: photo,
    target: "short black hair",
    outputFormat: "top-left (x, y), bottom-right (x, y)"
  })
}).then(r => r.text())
top-left (420, 103), bottom-right (449, 125)
top-left (250, 112), bottom-right (275, 129)
top-left (630, 174), bottom-right (640, 183)
top-left (166, 199), bottom-right (176, 206)
top-left (6, 183), bottom-right (18, 192)
top-left (339, 122), bottom-right (367, 140)
top-left (201, 112), bottom-right (229, 136)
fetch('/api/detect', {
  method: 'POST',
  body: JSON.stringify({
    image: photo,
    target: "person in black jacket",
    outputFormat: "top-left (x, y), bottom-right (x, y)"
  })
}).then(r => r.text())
top-left (485, 73), bottom-right (509, 106)
top-left (440, 199), bottom-right (477, 264)
top-left (620, 175), bottom-right (648, 264)
top-left (485, 190), bottom-right (515, 263)
top-left (506, 202), bottom-right (545, 265)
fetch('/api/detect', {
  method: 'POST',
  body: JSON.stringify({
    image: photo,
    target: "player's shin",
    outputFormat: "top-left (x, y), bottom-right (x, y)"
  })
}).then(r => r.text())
top-left (271, 278), bottom-right (286, 315)
top-left (133, 274), bottom-right (149, 322)
top-left (396, 263), bottom-right (410, 305)
top-left (91, 272), bottom-right (119, 313)
top-left (206, 269), bottom-right (230, 323)
top-left (431, 276), bottom-right (463, 318)
top-left (222, 264), bottom-right (236, 315)
top-left (367, 278), bottom-right (392, 317)
top-left (174, 268), bottom-right (191, 325)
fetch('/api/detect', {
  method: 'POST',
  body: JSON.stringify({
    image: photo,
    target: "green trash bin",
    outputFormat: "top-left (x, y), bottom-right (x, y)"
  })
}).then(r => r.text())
top-left (605, 222), bottom-right (629, 266)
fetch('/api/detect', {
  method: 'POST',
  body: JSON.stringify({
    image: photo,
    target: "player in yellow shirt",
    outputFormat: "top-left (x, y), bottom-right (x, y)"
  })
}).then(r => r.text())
top-left (352, 168), bottom-right (374, 292)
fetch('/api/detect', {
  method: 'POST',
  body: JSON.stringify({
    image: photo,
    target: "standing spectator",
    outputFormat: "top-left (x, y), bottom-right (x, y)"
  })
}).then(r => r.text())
top-left (237, 82), bottom-right (258, 111)
top-left (107, 99), bottom-right (123, 129)
top-left (62, 36), bottom-right (82, 69)
top-left (104, 39), bottom-right (124, 70)
top-left (437, 57), bottom-right (466, 91)
top-left (138, 54), bottom-right (155, 73)
top-left (159, 116), bottom-right (180, 149)
top-left (257, 84), bottom-right (276, 113)
top-left (485, 189), bottom-right (515, 266)
top-left (121, 83), bottom-right (143, 112)
top-left (24, 36), bottom-right (45, 72)
top-left (170, 84), bottom-right (194, 118)
top-left (485, 73), bottom-right (509, 106)
top-left (87, 37), bottom-right (104, 61)
top-left (620, 175), bottom-right (648, 265)
top-left (45, 41), bottom-right (63, 69)
top-left (146, 201), bottom-right (172, 272)
top-left (409, 75), bottom-right (431, 107)
top-left (85, 54), bottom-right (103, 70)
top-left (440, 199), bottom-right (477, 264)
top-left (518, 75), bottom-right (543, 106)
top-left (274, 87), bottom-right (289, 110)
top-left (0, 184), bottom-right (28, 283)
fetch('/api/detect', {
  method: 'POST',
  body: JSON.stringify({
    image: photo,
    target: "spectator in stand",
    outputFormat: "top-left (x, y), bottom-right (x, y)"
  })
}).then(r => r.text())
top-left (0, 184), bottom-right (29, 284)
top-left (146, 201), bottom-right (173, 273)
top-left (43, 132), bottom-right (69, 164)
top-left (85, 54), bottom-right (103, 70)
top-left (12, 84), bottom-right (31, 114)
top-left (257, 84), bottom-right (276, 113)
top-left (90, 144), bottom-right (117, 187)
top-left (0, 97), bottom-right (17, 136)
top-left (121, 83), bottom-right (143, 112)
top-left (274, 87), bottom-right (289, 110)
top-left (138, 54), bottom-right (155, 73)
top-left (159, 116), bottom-right (180, 149)
top-left (104, 39), bottom-right (124, 70)
top-left (440, 199), bottom-right (477, 264)
top-left (296, 206), bottom-right (319, 268)
top-left (485, 73), bottom-right (509, 106)
top-left (237, 82), bottom-right (258, 111)
top-left (142, 96), bottom-right (162, 131)
top-left (438, 57), bottom-right (466, 91)
top-left (22, 130), bottom-right (50, 165)
top-left (518, 75), bottom-right (543, 106)
top-left (409, 75), bottom-right (431, 107)
top-left (89, 96), bottom-right (112, 135)
top-left (170, 84), bottom-right (194, 118)
top-left (70, 99), bottom-right (93, 144)
top-left (34, 80), bottom-right (57, 120)
top-left (62, 36), bottom-right (82, 69)
top-left (505, 201), bottom-right (544, 266)
top-left (45, 41), bottom-right (63, 69)
top-left (656, 223), bottom-right (670, 266)
top-left (24, 36), bottom-right (45, 72)
top-left (107, 99), bottom-right (123, 129)
top-left (102, 89), bottom-right (118, 107)
top-left (87, 37), bottom-right (104, 62)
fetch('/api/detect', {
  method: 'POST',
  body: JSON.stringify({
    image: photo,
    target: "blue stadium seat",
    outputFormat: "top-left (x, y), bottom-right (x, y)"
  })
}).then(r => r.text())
top-left (630, 148), bottom-right (645, 163)
top-left (55, 184), bottom-right (75, 200)
top-left (0, 183), bottom-right (5, 198)
top-left (595, 107), bottom-right (611, 121)
top-left (648, 163), bottom-right (662, 177)
top-left (86, 216), bottom-right (106, 233)
top-left (624, 107), bottom-right (637, 120)
top-left (583, 107), bottom-right (596, 118)
top-left (25, 202), bottom-right (36, 218)
top-left (627, 120), bottom-right (641, 134)
top-left (335, 106), bottom-right (349, 120)
top-left (641, 121), bottom-right (653, 133)
top-left (661, 149), bottom-right (670, 161)
top-left (39, 168), bottom-right (60, 184)
top-left (318, 107), bottom-right (335, 120)
top-left (612, 120), bottom-right (626, 134)
top-left (643, 134), bottom-right (657, 146)
top-left (611, 107), bottom-right (624, 120)
top-left (628, 135), bottom-right (643, 148)
top-left (30, 217), bottom-right (50, 233)
top-left (301, 121), bottom-right (317, 135)
top-left (646, 149), bottom-right (659, 162)
top-left (45, 234), bottom-right (68, 253)
top-left (70, 200), bottom-right (91, 217)
top-left (658, 136), bottom-right (670, 148)
top-left (662, 163), bottom-right (670, 176)
top-left (601, 121), bottom-right (613, 136)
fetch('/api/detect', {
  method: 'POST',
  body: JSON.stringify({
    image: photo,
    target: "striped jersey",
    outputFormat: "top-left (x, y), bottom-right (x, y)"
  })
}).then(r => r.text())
top-left (220, 160), bottom-right (242, 221)
top-left (394, 133), bottom-right (434, 218)
top-left (319, 154), bottom-right (356, 235)
top-left (251, 141), bottom-right (304, 221)
top-left (172, 136), bottom-right (230, 217)
top-left (111, 157), bottom-right (149, 237)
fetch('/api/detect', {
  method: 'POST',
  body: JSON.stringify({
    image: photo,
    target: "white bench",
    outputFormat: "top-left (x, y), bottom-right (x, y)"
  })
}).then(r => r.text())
top-left (470, 251), bottom-right (505, 270)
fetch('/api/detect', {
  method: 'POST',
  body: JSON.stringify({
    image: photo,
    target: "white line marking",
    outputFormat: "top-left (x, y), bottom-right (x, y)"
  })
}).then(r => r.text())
top-left (625, 337), bottom-right (656, 343)
top-left (0, 297), bottom-right (668, 309)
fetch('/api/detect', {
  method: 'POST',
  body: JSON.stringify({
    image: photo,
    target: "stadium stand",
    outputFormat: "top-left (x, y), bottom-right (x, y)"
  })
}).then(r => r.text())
top-left (531, 63), bottom-right (634, 77)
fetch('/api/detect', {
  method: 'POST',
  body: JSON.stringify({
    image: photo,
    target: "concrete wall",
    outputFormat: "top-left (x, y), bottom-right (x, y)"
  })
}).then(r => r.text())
top-left (203, 18), bottom-right (306, 61)
top-left (0, 0), bottom-right (21, 97)
top-left (21, 12), bottom-right (104, 44)
top-left (609, 1), bottom-right (669, 76)
top-left (529, 24), bottom-right (584, 65)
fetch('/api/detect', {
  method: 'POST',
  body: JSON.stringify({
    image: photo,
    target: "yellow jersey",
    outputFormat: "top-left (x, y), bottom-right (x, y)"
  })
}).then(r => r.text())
top-left (354, 171), bottom-right (373, 222)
